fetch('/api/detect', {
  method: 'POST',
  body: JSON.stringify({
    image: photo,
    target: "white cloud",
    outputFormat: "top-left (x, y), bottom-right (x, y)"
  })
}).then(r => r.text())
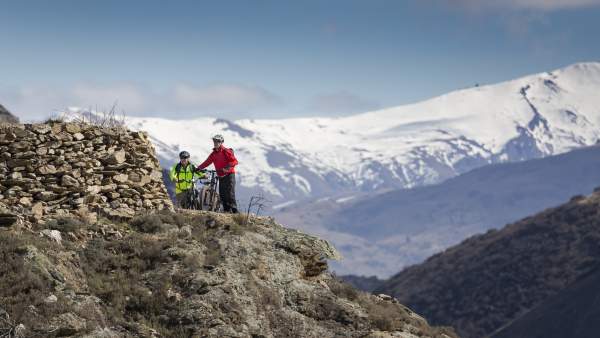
top-left (0, 82), bottom-right (283, 122)
top-left (509, 0), bottom-right (600, 10)
top-left (450, 0), bottom-right (600, 11)
top-left (172, 83), bottom-right (282, 112)
top-left (309, 91), bottom-right (380, 116)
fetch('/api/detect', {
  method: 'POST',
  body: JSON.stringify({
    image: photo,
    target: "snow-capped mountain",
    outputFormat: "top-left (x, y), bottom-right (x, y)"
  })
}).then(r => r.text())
top-left (126, 62), bottom-right (600, 202)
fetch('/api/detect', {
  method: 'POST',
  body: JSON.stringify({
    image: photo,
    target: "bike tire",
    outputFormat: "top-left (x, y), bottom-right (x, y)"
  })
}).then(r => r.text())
top-left (210, 192), bottom-right (221, 212)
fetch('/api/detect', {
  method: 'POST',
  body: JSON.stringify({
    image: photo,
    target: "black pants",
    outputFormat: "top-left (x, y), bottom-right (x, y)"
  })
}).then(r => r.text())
top-left (218, 173), bottom-right (238, 213)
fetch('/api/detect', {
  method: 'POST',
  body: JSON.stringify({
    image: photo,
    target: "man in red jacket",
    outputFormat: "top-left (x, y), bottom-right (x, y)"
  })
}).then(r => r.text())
top-left (197, 134), bottom-right (239, 213)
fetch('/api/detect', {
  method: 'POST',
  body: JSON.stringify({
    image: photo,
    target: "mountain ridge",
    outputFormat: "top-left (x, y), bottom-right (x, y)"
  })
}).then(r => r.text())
top-left (125, 62), bottom-right (600, 202)
top-left (275, 145), bottom-right (600, 277)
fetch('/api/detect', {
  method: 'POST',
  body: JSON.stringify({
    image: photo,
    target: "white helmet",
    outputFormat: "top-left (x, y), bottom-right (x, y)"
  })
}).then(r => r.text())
top-left (212, 134), bottom-right (224, 142)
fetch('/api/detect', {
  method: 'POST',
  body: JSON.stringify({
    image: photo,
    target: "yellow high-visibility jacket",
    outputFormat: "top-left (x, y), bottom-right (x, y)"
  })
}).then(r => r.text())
top-left (169, 162), bottom-right (205, 194)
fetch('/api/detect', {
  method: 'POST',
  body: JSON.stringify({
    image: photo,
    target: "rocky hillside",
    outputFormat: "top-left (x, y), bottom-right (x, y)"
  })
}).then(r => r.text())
top-left (0, 121), bottom-right (458, 337)
top-left (0, 210), bottom-right (458, 338)
top-left (0, 104), bottom-right (18, 124)
top-left (0, 122), bottom-right (172, 224)
top-left (375, 190), bottom-right (600, 338)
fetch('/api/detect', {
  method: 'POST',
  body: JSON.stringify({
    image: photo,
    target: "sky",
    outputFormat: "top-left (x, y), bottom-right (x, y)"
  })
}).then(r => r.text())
top-left (0, 0), bottom-right (599, 121)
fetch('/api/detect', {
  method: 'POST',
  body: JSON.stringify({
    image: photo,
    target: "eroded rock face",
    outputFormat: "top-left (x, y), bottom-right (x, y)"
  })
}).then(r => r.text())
top-left (0, 211), bottom-right (459, 338)
top-left (0, 122), bottom-right (173, 223)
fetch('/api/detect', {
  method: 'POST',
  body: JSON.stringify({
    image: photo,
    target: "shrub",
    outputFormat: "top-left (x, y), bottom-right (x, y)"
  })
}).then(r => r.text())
top-left (327, 277), bottom-right (359, 301)
top-left (80, 234), bottom-right (184, 336)
top-left (130, 210), bottom-right (188, 233)
top-left (0, 232), bottom-right (71, 336)
top-left (130, 214), bottom-right (166, 233)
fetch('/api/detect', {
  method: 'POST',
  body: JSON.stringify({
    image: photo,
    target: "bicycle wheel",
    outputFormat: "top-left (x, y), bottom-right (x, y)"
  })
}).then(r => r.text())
top-left (190, 189), bottom-right (201, 210)
top-left (210, 192), bottom-right (221, 212)
top-left (200, 186), bottom-right (210, 211)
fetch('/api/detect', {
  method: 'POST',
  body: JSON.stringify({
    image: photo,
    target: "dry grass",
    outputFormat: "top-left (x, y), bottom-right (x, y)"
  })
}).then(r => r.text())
top-left (80, 233), bottom-right (187, 336)
top-left (0, 232), bottom-right (74, 336)
top-left (45, 216), bottom-right (85, 233)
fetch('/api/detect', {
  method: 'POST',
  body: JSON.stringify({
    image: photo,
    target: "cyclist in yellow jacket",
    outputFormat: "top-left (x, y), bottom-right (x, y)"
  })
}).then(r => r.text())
top-left (169, 151), bottom-right (205, 208)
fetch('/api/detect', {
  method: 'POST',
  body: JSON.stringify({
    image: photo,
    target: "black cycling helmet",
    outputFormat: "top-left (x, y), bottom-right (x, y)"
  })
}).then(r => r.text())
top-left (179, 151), bottom-right (190, 159)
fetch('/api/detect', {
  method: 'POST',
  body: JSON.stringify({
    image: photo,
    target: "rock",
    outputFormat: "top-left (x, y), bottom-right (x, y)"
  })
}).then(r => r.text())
top-left (0, 213), bottom-right (18, 227)
top-left (44, 294), bottom-right (58, 303)
top-left (14, 151), bottom-right (36, 159)
top-left (41, 229), bottom-right (62, 243)
top-left (377, 294), bottom-right (393, 302)
top-left (49, 312), bottom-right (86, 336)
top-left (9, 172), bottom-right (22, 180)
top-left (73, 132), bottom-right (85, 141)
top-left (36, 147), bottom-right (48, 155)
top-left (10, 141), bottom-right (31, 151)
top-left (100, 184), bottom-right (118, 193)
top-left (64, 123), bottom-right (82, 134)
top-left (61, 175), bottom-right (80, 188)
top-left (102, 206), bottom-right (135, 220)
top-left (102, 150), bottom-right (126, 165)
top-left (112, 173), bottom-right (129, 183)
top-left (36, 191), bottom-right (57, 202)
top-left (6, 159), bottom-right (28, 168)
top-left (32, 202), bottom-right (45, 219)
top-left (86, 185), bottom-right (102, 194)
top-left (55, 132), bottom-right (74, 141)
top-left (37, 164), bottom-right (57, 175)
top-left (50, 123), bottom-right (64, 134)
top-left (71, 198), bottom-right (84, 206)
top-left (31, 124), bottom-right (51, 134)
top-left (18, 197), bottom-right (32, 207)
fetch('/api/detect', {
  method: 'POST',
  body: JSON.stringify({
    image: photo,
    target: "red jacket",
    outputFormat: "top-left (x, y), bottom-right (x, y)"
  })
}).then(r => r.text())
top-left (197, 145), bottom-right (238, 177)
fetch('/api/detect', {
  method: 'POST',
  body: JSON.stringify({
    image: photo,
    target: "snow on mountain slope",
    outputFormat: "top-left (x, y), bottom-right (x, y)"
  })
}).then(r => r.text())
top-left (126, 62), bottom-right (600, 202)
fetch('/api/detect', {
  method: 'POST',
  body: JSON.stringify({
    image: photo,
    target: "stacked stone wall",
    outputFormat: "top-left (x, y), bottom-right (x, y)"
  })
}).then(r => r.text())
top-left (0, 122), bottom-right (173, 223)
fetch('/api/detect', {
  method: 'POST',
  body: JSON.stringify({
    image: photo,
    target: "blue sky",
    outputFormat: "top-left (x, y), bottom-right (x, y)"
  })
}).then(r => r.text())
top-left (1, 0), bottom-right (599, 121)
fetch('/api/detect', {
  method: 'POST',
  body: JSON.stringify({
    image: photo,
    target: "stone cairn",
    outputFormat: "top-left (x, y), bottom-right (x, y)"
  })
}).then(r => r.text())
top-left (0, 122), bottom-right (173, 224)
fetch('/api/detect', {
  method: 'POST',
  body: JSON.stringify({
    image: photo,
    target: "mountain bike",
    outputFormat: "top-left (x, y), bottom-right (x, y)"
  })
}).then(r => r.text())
top-left (198, 170), bottom-right (221, 212)
top-left (181, 178), bottom-right (202, 210)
